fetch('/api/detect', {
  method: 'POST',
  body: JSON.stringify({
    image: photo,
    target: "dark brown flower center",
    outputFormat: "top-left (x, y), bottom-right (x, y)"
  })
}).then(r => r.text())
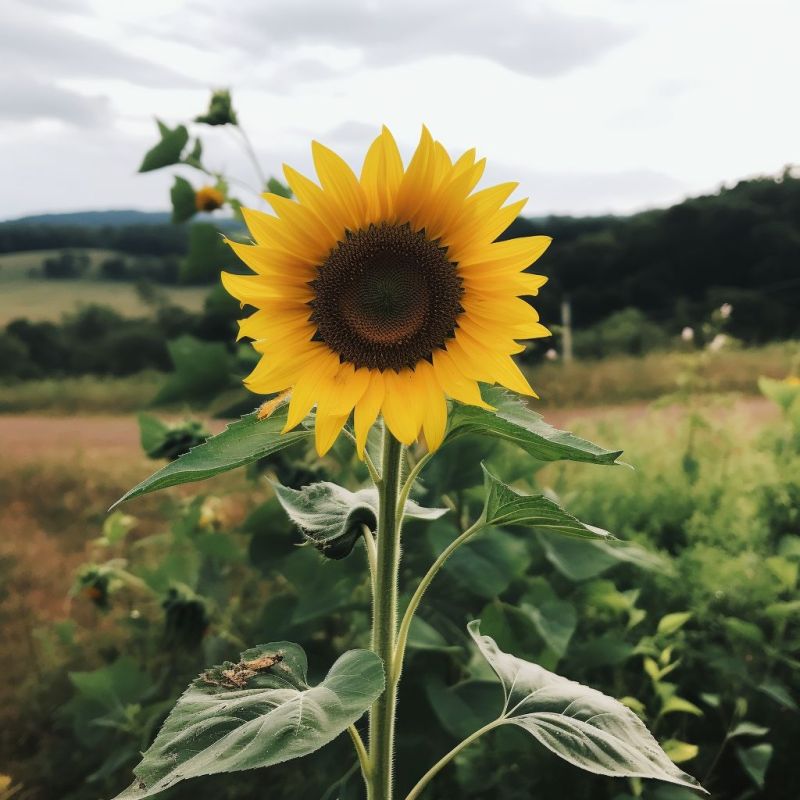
top-left (308, 223), bottom-right (463, 370)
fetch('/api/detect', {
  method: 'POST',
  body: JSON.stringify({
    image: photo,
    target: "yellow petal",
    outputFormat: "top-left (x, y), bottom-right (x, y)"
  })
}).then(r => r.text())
top-left (316, 362), bottom-right (371, 417)
top-left (381, 369), bottom-right (423, 445)
top-left (432, 349), bottom-right (492, 409)
top-left (459, 235), bottom-right (552, 271)
top-left (312, 141), bottom-right (368, 230)
top-left (315, 412), bottom-right (349, 456)
top-left (354, 370), bottom-right (385, 458)
top-left (283, 164), bottom-right (347, 241)
top-left (262, 192), bottom-right (337, 256)
top-left (221, 272), bottom-right (313, 306)
top-left (282, 350), bottom-right (340, 431)
top-left (416, 362), bottom-right (448, 451)
top-left (225, 239), bottom-right (316, 277)
top-left (360, 126), bottom-right (404, 222)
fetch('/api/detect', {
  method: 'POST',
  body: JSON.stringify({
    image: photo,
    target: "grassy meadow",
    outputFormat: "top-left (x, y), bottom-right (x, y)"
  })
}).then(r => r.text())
top-left (0, 249), bottom-right (207, 324)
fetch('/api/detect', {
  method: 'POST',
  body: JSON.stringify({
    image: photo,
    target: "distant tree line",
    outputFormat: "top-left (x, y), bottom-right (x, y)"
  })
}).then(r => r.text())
top-left (0, 223), bottom-right (189, 256)
top-left (507, 170), bottom-right (800, 343)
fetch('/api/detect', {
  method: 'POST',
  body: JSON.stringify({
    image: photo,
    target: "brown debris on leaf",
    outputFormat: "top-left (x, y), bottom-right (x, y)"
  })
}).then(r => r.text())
top-left (199, 652), bottom-right (284, 689)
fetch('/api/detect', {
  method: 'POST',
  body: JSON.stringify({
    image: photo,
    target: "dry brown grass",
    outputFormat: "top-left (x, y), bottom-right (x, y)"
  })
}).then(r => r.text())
top-left (532, 342), bottom-right (799, 407)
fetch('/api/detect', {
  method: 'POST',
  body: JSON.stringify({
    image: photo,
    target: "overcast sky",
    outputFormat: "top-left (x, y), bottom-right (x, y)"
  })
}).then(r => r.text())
top-left (2, 0), bottom-right (798, 220)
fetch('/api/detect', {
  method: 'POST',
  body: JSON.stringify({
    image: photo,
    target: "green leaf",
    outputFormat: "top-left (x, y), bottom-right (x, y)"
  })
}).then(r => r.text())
top-left (139, 120), bottom-right (189, 172)
top-left (468, 621), bottom-right (705, 792)
top-left (273, 480), bottom-right (447, 559)
top-left (170, 176), bottom-right (197, 223)
top-left (757, 680), bottom-right (798, 711)
top-left (138, 413), bottom-right (169, 455)
top-left (735, 743), bottom-right (773, 789)
top-left (406, 617), bottom-right (458, 653)
top-left (266, 176), bottom-right (293, 198)
top-left (195, 88), bottom-right (238, 126)
top-left (112, 405), bottom-right (311, 508)
top-left (523, 598), bottom-right (577, 658)
top-left (152, 336), bottom-right (235, 406)
top-left (116, 643), bottom-right (383, 799)
top-left (184, 138), bottom-right (203, 168)
top-left (539, 534), bottom-right (671, 581)
top-left (729, 721), bottom-right (769, 739)
top-left (447, 387), bottom-right (623, 465)
top-left (657, 612), bottom-right (692, 637)
top-left (179, 222), bottom-right (231, 283)
top-left (481, 465), bottom-right (613, 540)
top-left (659, 696), bottom-right (702, 717)
top-left (661, 739), bottom-right (698, 764)
top-left (430, 524), bottom-right (531, 599)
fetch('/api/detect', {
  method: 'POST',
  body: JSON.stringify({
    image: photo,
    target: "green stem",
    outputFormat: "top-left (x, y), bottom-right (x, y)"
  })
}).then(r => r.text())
top-left (348, 724), bottom-right (371, 785)
top-left (362, 523), bottom-right (378, 598)
top-left (404, 719), bottom-right (503, 800)
top-left (393, 518), bottom-right (485, 684)
top-left (235, 124), bottom-right (268, 189)
top-left (396, 451), bottom-right (433, 518)
top-left (368, 430), bottom-right (405, 800)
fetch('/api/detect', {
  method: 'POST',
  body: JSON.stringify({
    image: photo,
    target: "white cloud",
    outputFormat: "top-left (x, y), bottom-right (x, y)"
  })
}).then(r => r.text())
top-left (0, 0), bottom-right (798, 219)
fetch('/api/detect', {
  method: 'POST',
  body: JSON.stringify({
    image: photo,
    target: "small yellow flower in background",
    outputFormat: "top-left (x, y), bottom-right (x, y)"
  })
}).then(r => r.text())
top-left (195, 185), bottom-right (225, 212)
top-left (785, 375), bottom-right (800, 387)
top-left (223, 126), bottom-right (551, 456)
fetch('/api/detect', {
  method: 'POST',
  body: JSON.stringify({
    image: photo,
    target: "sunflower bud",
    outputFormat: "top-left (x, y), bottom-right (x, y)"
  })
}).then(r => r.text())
top-left (195, 185), bottom-right (225, 213)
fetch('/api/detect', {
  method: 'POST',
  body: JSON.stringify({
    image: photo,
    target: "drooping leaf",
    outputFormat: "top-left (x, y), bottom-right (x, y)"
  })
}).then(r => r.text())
top-left (273, 480), bottom-right (447, 559)
top-left (115, 642), bottom-right (383, 798)
top-left (112, 405), bottom-right (311, 508)
top-left (139, 120), bottom-right (189, 172)
top-left (170, 176), bottom-right (197, 223)
top-left (539, 534), bottom-right (671, 582)
top-left (735, 743), bottom-right (773, 789)
top-left (481, 466), bottom-right (613, 540)
top-left (447, 387), bottom-right (623, 465)
top-left (467, 621), bottom-right (705, 791)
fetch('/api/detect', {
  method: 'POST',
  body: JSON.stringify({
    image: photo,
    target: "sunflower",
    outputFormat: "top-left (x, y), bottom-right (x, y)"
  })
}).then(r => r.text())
top-left (222, 126), bottom-right (551, 456)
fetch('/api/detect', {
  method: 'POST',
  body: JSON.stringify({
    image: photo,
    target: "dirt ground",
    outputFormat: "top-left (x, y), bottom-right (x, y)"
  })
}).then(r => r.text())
top-left (0, 397), bottom-right (778, 463)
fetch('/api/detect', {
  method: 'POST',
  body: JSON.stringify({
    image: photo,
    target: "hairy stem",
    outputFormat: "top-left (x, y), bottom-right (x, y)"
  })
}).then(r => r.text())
top-left (404, 719), bottom-right (503, 800)
top-left (393, 518), bottom-right (485, 684)
top-left (368, 430), bottom-right (405, 800)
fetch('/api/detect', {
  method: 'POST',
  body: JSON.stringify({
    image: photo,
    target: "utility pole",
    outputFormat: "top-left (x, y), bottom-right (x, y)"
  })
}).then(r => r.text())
top-left (560, 297), bottom-right (573, 364)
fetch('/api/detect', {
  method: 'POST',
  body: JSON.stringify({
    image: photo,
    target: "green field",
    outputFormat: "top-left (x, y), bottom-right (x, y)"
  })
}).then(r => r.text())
top-left (0, 249), bottom-right (209, 324)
